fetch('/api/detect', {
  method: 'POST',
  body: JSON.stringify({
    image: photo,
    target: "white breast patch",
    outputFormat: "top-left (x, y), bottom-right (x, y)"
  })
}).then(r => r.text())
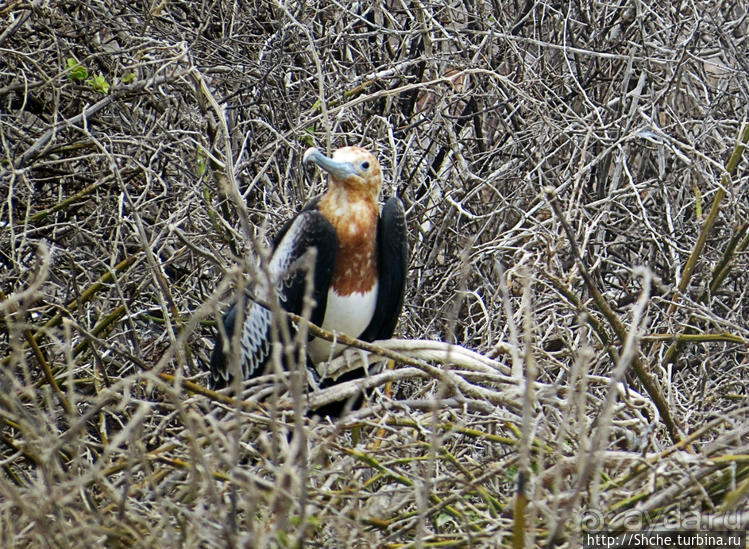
top-left (308, 283), bottom-right (378, 364)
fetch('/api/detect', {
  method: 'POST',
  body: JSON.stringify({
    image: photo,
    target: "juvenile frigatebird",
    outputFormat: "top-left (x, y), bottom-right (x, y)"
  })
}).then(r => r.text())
top-left (210, 146), bottom-right (407, 413)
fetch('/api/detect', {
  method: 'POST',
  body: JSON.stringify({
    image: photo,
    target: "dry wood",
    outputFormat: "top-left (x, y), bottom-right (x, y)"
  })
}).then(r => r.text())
top-left (1, 1), bottom-right (747, 547)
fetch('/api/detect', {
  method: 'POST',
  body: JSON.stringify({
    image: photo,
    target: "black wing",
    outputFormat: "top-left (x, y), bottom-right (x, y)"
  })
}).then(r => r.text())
top-left (210, 208), bottom-right (337, 388)
top-left (359, 196), bottom-right (408, 342)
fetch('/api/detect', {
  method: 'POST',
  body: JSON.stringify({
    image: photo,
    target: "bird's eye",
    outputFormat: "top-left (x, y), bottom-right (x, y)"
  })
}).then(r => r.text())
top-left (361, 161), bottom-right (370, 170)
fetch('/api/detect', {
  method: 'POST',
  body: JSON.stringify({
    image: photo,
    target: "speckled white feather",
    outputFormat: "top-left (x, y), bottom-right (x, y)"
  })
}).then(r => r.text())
top-left (269, 215), bottom-right (306, 279)
top-left (239, 304), bottom-right (272, 377)
top-left (236, 215), bottom-right (310, 376)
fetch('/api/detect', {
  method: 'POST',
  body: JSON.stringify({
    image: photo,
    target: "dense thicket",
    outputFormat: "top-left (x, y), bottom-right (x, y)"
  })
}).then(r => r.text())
top-left (1, 1), bottom-right (747, 546)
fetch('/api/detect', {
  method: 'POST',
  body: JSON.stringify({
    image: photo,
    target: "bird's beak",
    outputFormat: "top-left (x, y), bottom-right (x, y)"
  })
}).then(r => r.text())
top-left (303, 147), bottom-right (357, 181)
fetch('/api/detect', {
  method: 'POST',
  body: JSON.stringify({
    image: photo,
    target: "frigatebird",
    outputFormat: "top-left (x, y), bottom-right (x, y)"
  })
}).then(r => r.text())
top-left (210, 146), bottom-right (407, 413)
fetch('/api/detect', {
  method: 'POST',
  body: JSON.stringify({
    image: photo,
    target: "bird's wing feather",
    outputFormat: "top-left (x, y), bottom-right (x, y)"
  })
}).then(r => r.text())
top-left (359, 196), bottom-right (408, 342)
top-left (210, 208), bottom-right (337, 387)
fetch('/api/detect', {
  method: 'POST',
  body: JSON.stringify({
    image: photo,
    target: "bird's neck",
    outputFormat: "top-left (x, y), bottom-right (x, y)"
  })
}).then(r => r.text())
top-left (319, 185), bottom-right (380, 296)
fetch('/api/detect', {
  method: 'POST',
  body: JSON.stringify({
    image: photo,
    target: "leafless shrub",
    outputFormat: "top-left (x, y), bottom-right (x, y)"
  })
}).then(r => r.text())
top-left (1, 1), bottom-right (748, 547)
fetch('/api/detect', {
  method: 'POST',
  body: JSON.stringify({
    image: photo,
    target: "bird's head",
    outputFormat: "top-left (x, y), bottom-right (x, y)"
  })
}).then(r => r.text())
top-left (303, 146), bottom-right (382, 198)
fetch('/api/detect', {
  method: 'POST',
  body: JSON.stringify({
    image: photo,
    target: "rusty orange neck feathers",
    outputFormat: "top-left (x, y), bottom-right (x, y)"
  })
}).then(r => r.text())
top-left (303, 147), bottom-right (383, 295)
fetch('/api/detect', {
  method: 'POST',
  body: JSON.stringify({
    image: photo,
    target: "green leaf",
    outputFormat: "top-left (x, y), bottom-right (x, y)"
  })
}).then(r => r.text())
top-left (66, 57), bottom-right (88, 81)
top-left (88, 74), bottom-right (110, 94)
top-left (435, 512), bottom-right (455, 529)
top-left (299, 127), bottom-right (316, 147)
top-left (121, 72), bottom-right (137, 84)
